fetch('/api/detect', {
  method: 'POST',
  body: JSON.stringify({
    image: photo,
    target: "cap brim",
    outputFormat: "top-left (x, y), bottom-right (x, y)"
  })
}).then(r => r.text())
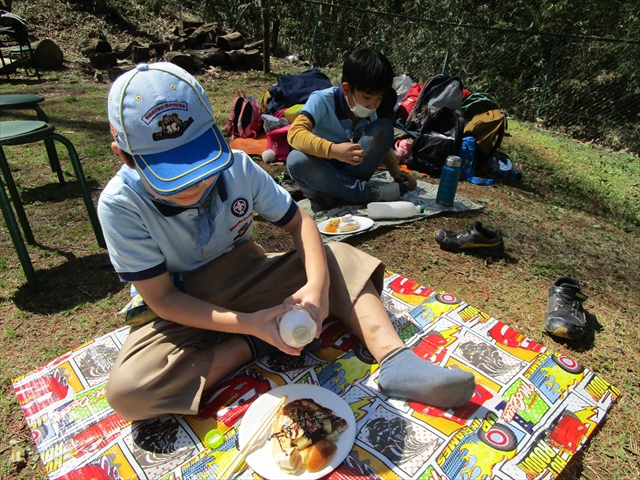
top-left (134, 124), bottom-right (233, 195)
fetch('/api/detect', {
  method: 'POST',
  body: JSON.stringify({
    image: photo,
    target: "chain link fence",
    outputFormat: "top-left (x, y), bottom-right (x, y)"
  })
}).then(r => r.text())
top-left (195, 0), bottom-right (639, 155)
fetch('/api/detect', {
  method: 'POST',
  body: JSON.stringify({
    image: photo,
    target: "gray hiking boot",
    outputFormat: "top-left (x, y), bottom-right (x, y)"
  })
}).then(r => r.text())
top-left (543, 277), bottom-right (588, 340)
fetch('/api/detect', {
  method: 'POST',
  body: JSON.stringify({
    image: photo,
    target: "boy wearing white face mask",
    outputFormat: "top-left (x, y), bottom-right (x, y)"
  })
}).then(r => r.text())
top-left (287, 49), bottom-right (417, 210)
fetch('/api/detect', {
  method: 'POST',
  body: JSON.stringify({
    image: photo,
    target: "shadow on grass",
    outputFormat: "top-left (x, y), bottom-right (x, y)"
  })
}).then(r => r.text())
top-left (10, 250), bottom-right (122, 314)
top-left (0, 77), bottom-right (51, 87)
top-left (19, 178), bottom-right (102, 204)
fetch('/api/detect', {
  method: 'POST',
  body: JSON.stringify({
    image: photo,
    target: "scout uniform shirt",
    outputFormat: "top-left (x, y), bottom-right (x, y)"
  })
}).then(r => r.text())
top-left (97, 150), bottom-right (297, 283)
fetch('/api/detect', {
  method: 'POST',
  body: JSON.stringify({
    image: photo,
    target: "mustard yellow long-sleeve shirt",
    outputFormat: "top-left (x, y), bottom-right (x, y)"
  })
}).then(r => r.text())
top-left (287, 113), bottom-right (401, 177)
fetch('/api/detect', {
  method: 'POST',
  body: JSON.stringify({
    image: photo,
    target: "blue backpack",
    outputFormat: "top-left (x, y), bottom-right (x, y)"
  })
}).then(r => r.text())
top-left (459, 136), bottom-right (477, 180)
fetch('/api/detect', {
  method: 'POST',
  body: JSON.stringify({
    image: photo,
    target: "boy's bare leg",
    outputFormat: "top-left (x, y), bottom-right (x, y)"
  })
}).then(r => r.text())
top-left (347, 279), bottom-right (406, 361)
top-left (204, 336), bottom-right (254, 390)
top-left (349, 279), bottom-right (476, 409)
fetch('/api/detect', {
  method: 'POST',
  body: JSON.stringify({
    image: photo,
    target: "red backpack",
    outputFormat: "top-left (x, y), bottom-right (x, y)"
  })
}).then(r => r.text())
top-left (224, 89), bottom-right (262, 140)
top-left (395, 83), bottom-right (423, 122)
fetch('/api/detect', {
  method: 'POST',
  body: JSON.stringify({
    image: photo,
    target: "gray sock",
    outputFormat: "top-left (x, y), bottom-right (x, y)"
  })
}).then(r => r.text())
top-left (377, 347), bottom-right (476, 408)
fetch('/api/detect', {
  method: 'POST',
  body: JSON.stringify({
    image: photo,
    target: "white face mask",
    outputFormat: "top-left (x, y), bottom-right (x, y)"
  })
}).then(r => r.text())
top-left (348, 91), bottom-right (376, 118)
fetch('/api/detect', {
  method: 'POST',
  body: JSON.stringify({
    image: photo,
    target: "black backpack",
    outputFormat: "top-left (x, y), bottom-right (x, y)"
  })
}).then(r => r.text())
top-left (405, 106), bottom-right (465, 177)
top-left (405, 74), bottom-right (464, 133)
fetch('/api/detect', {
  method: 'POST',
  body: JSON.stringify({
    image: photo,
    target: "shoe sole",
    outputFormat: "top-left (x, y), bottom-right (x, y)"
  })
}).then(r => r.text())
top-left (544, 325), bottom-right (585, 340)
top-left (436, 237), bottom-right (505, 256)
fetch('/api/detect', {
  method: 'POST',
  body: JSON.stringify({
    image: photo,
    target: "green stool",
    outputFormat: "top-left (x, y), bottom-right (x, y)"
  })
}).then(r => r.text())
top-left (0, 94), bottom-right (64, 185)
top-left (0, 120), bottom-right (106, 290)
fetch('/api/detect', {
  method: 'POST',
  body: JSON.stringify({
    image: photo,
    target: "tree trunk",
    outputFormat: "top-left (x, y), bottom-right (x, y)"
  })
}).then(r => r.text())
top-left (164, 51), bottom-right (202, 73)
top-left (245, 40), bottom-right (263, 50)
top-left (217, 32), bottom-right (244, 51)
top-left (80, 38), bottom-right (111, 57)
top-left (244, 49), bottom-right (263, 71)
top-left (149, 43), bottom-right (169, 58)
top-left (113, 41), bottom-right (140, 60)
top-left (261, 0), bottom-right (270, 73)
top-left (94, 0), bottom-right (107, 14)
top-left (271, 18), bottom-right (280, 55)
top-left (90, 52), bottom-right (117, 70)
top-left (189, 47), bottom-right (227, 67)
top-left (225, 48), bottom-right (246, 66)
top-left (179, 20), bottom-right (204, 31)
top-left (31, 39), bottom-right (64, 69)
top-left (188, 23), bottom-right (225, 46)
top-left (132, 46), bottom-right (150, 64)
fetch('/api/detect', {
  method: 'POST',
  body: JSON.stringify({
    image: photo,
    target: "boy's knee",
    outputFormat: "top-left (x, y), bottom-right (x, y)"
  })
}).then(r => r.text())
top-left (287, 150), bottom-right (309, 169)
top-left (287, 150), bottom-right (319, 180)
top-left (286, 150), bottom-right (303, 174)
top-left (364, 119), bottom-right (394, 150)
top-left (368, 118), bottom-right (393, 137)
top-left (326, 241), bottom-right (354, 258)
top-left (106, 371), bottom-right (150, 420)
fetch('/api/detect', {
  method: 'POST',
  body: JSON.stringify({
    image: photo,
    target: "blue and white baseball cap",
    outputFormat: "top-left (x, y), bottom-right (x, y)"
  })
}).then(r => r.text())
top-left (108, 62), bottom-right (233, 196)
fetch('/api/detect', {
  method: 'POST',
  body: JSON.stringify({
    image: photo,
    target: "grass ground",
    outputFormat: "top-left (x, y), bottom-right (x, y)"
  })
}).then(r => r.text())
top-left (0, 65), bottom-right (639, 479)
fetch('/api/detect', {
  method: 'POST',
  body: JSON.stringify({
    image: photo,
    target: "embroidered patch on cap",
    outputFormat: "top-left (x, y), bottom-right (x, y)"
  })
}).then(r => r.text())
top-left (153, 113), bottom-right (194, 141)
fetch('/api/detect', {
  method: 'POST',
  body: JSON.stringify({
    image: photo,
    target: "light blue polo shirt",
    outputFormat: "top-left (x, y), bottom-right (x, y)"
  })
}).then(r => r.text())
top-left (97, 150), bottom-right (297, 282)
top-left (300, 86), bottom-right (377, 143)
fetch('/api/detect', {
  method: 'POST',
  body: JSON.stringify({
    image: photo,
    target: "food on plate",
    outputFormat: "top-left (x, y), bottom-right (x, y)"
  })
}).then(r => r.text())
top-left (323, 218), bottom-right (340, 233)
top-left (305, 439), bottom-right (337, 472)
top-left (270, 398), bottom-right (348, 474)
top-left (337, 214), bottom-right (359, 232)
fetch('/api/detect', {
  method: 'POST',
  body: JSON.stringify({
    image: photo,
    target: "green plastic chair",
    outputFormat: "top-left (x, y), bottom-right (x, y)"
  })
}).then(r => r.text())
top-left (0, 120), bottom-right (106, 290)
top-left (0, 174), bottom-right (37, 289)
top-left (0, 94), bottom-right (64, 184)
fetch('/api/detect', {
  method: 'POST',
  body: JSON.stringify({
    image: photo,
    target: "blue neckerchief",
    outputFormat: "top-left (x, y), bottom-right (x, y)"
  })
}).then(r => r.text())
top-left (151, 176), bottom-right (228, 250)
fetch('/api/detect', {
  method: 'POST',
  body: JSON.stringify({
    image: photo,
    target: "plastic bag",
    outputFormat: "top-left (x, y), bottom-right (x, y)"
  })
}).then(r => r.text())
top-left (392, 74), bottom-right (414, 112)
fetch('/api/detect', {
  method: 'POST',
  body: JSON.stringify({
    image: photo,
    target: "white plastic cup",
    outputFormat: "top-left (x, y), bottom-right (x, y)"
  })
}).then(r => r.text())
top-left (277, 305), bottom-right (317, 348)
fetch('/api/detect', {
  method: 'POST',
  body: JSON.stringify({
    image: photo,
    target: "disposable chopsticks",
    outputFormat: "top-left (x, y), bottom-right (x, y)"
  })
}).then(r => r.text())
top-left (218, 394), bottom-right (288, 478)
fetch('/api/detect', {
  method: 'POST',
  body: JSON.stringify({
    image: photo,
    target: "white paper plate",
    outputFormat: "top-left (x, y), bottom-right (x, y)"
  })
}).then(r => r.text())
top-left (238, 384), bottom-right (356, 479)
top-left (318, 216), bottom-right (374, 236)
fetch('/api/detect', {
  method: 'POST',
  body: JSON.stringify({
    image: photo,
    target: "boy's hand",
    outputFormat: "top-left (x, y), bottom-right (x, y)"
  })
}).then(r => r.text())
top-left (330, 142), bottom-right (365, 165)
top-left (392, 171), bottom-right (417, 190)
top-left (284, 282), bottom-right (329, 339)
top-left (247, 303), bottom-right (305, 356)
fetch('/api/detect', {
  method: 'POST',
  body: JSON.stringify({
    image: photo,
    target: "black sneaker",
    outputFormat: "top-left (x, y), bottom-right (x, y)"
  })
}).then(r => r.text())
top-left (543, 277), bottom-right (588, 340)
top-left (434, 221), bottom-right (504, 256)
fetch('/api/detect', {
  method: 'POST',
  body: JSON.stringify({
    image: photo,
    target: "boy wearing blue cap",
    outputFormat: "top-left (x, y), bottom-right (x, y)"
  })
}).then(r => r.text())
top-left (98, 62), bottom-right (475, 420)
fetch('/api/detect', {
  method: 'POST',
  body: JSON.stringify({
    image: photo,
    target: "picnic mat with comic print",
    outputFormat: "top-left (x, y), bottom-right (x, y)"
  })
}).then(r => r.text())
top-left (13, 270), bottom-right (619, 480)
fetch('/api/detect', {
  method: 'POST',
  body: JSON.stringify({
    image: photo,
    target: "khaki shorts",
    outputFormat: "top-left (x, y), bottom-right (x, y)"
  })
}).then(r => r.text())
top-left (106, 241), bottom-right (384, 419)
